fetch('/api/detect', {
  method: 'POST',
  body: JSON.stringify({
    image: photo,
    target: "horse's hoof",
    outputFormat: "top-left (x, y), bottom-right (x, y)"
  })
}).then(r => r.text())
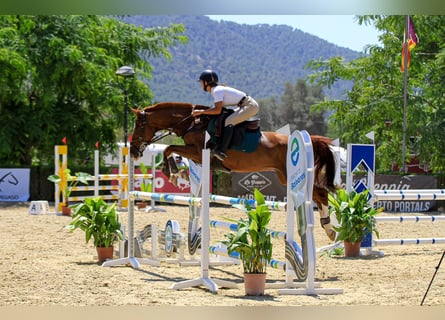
top-left (170, 175), bottom-right (178, 187)
top-left (180, 170), bottom-right (190, 182)
top-left (324, 228), bottom-right (336, 242)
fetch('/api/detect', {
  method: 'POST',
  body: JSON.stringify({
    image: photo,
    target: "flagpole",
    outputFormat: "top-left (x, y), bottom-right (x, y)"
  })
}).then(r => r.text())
top-left (402, 15), bottom-right (409, 173)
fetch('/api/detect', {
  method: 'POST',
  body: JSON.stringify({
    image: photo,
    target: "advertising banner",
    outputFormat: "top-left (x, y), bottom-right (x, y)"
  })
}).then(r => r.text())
top-left (232, 171), bottom-right (287, 202)
top-left (111, 167), bottom-right (193, 194)
top-left (351, 174), bottom-right (437, 212)
top-left (233, 171), bottom-right (438, 212)
top-left (0, 168), bottom-right (30, 201)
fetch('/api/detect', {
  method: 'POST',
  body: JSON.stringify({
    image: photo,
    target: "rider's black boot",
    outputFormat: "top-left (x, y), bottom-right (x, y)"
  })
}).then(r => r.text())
top-left (213, 125), bottom-right (234, 161)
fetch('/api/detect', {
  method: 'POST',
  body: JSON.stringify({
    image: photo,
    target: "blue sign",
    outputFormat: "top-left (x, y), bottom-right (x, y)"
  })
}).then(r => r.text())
top-left (351, 145), bottom-right (375, 173)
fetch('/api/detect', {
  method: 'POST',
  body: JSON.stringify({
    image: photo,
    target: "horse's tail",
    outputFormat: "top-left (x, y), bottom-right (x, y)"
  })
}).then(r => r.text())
top-left (311, 135), bottom-right (337, 193)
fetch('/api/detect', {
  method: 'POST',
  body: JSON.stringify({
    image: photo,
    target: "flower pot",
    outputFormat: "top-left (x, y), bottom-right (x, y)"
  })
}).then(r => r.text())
top-left (61, 205), bottom-right (72, 216)
top-left (243, 273), bottom-right (266, 296)
top-left (137, 202), bottom-right (147, 209)
top-left (96, 246), bottom-right (114, 263)
top-left (344, 240), bottom-right (361, 257)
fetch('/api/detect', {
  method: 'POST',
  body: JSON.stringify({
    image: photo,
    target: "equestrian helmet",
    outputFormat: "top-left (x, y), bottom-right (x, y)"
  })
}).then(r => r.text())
top-left (198, 70), bottom-right (218, 85)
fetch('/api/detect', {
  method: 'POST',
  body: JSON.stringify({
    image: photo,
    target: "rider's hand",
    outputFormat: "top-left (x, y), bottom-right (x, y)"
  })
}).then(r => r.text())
top-left (192, 110), bottom-right (203, 117)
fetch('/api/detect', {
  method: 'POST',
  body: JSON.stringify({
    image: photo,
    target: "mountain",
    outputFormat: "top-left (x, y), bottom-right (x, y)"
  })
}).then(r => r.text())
top-left (123, 15), bottom-right (361, 105)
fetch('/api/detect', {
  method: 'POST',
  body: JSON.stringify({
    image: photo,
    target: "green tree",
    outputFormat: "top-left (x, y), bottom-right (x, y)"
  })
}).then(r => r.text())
top-left (258, 79), bottom-right (328, 135)
top-left (0, 15), bottom-right (186, 166)
top-left (307, 15), bottom-right (445, 172)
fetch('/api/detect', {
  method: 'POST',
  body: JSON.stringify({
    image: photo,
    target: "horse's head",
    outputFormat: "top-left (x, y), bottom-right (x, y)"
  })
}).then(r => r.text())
top-left (129, 102), bottom-right (208, 160)
top-left (130, 108), bottom-right (156, 160)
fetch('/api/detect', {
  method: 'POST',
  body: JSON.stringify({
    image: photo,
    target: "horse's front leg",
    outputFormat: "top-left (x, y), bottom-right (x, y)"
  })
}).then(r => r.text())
top-left (162, 155), bottom-right (171, 177)
top-left (167, 155), bottom-right (179, 174)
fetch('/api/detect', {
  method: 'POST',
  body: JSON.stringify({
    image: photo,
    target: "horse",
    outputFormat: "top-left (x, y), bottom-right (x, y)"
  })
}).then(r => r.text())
top-left (130, 102), bottom-right (338, 241)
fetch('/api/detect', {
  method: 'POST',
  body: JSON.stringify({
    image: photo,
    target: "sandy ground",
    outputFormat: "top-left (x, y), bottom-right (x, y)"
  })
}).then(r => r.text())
top-left (0, 201), bottom-right (445, 308)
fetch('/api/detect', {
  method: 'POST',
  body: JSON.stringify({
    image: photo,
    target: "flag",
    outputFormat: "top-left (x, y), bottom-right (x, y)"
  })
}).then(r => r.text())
top-left (61, 137), bottom-right (67, 145)
top-left (365, 131), bottom-right (375, 142)
top-left (401, 16), bottom-right (419, 72)
top-left (95, 141), bottom-right (100, 149)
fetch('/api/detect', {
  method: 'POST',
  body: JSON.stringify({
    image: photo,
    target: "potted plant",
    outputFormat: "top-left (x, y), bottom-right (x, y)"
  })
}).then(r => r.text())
top-left (66, 196), bottom-right (124, 263)
top-left (221, 188), bottom-right (272, 296)
top-left (48, 168), bottom-right (92, 215)
top-left (328, 189), bottom-right (381, 257)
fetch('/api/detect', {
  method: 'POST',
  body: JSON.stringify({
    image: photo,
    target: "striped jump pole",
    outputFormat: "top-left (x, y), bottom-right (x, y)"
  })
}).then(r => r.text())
top-left (208, 245), bottom-right (286, 270)
top-left (209, 219), bottom-right (287, 239)
top-left (371, 214), bottom-right (445, 247)
top-left (132, 191), bottom-right (286, 211)
top-left (374, 189), bottom-right (445, 201)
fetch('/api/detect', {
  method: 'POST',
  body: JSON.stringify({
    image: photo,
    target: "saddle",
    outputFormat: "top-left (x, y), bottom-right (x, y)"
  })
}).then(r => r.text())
top-left (209, 108), bottom-right (261, 153)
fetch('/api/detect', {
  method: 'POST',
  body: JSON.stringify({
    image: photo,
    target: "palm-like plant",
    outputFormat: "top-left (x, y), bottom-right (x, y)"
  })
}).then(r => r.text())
top-left (328, 189), bottom-right (381, 243)
top-left (222, 188), bottom-right (272, 274)
top-left (67, 196), bottom-right (124, 248)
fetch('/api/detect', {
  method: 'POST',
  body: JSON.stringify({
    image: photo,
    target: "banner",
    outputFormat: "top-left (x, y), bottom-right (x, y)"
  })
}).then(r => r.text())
top-left (0, 168), bottom-right (30, 201)
top-left (349, 174), bottom-right (437, 212)
top-left (111, 167), bottom-right (193, 194)
top-left (232, 171), bottom-right (287, 202)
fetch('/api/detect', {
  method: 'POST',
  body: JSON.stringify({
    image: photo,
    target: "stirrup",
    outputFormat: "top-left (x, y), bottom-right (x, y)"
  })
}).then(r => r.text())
top-left (213, 149), bottom-right (227, 161)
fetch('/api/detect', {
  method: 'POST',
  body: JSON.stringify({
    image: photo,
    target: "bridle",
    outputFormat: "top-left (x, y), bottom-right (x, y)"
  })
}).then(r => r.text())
top-left (131, 109), bottom-right (195, 158)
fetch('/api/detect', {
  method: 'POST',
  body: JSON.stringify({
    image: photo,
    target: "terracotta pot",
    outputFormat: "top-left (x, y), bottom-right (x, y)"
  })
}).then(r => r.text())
top-left (137, 202), bottom-right (147, 209)
top-left (344, 240), bottom-right (361, 257)
top-left (61, 205), bottom-right (72, 216)
top-left (96, 246), bottom-right (114, 263)
top-left (243, 273), bottom-right (266, 296)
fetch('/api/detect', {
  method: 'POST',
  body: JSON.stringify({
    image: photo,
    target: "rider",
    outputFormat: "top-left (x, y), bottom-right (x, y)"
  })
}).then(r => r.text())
top-left (191, 69), bottom-right (259, 161)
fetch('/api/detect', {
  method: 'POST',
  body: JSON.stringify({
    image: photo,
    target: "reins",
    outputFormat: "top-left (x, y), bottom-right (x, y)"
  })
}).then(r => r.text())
top-left (139, 108), bottom-right (195, 144)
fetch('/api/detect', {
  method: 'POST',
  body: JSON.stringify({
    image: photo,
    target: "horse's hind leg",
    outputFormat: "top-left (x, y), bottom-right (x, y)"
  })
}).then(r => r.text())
top-left (319, 204), bottom-right (336, 241)
top-left (314, 186), bottom-right (337, 241)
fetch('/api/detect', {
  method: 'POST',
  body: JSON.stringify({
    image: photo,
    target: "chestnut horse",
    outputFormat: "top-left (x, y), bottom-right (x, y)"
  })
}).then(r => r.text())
top-left (130, 102), bottom-right (337, 241)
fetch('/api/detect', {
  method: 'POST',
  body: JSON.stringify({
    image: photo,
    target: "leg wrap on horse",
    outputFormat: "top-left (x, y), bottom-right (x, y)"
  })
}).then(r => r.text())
top-left (320, 216), bottom-right (336, 241)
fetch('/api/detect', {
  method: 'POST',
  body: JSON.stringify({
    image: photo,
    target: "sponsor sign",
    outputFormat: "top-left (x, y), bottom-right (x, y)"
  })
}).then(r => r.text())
top-left (345, 174), bottom-right (438, 212)
top-left (232, 171), bottom-right (287, 202)
top-left (0, 168), bottom-right (30, 201)
top-left (111, 167), bottom-right (196, 194)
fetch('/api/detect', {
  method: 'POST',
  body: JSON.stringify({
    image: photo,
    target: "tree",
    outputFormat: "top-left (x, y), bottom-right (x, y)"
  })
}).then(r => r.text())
top-left (307, 15), bottom-right (445, 173)
top-left (0, 15), bottom-right (186, 166)
top-left (258, 79), bottom-right (328, 135)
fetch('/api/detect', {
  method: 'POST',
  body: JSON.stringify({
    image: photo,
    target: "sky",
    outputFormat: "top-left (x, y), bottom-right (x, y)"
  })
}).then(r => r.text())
top-left (207, 15), bottom-right (380, 52)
